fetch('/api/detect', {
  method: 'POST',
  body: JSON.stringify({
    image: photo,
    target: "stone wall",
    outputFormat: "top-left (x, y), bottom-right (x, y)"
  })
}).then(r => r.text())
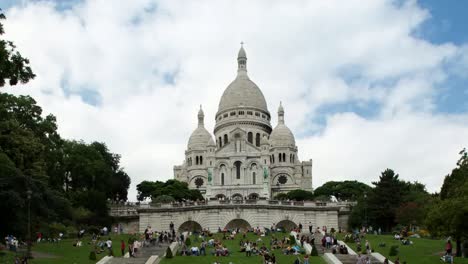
top-left (137, 204), bottom-right (341, 233)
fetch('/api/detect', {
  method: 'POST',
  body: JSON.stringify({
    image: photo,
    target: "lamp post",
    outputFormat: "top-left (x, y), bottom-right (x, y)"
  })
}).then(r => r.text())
top-left (363, 192), bottom-right (367, 230)
top-left (26, 189), bottom-right (32, 259)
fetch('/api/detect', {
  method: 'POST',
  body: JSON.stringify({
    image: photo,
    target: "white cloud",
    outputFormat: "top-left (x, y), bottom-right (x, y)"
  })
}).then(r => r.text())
top-left (3, 0), bottom-right (468, 199)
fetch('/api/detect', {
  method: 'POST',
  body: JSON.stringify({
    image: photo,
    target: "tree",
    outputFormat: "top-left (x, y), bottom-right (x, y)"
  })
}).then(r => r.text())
top-left (313, 180), bottom-right (371, 201)
top-left (286, 189), bottom-right (314, 201)
top-left (0, 93), bottom-right (130, 237)
top-left (0, 9), bottom-right (35, 87)
top-left (426, 149), bottom-right (468, 257)
top-left (136, 179), bottom-right (203, 202)
top-left (366, 169), bottom-right (406, 231)
top-left (274, 193), bottom-right (288, 200)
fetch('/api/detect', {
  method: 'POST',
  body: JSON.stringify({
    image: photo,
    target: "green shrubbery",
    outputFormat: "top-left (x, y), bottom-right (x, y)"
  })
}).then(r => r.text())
top-left (185, 237), bottom-right (191, 246)
top-left (389, 245), bottom-right (399, 256)
top-left (166, 247), bottom-right (173, 258)
top-left (89, 251), bottom-right (97, 260)
top-left (311, 245), bottom-right (319, 256)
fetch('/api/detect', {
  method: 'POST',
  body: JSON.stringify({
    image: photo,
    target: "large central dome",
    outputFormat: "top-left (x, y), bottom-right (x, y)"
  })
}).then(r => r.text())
top-left (218, 75), bottom-right (268, 113)
top-left (217, 46), bottom-right (269, 115)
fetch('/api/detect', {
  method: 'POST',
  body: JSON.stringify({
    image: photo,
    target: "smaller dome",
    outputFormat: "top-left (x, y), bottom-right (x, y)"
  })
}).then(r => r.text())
top-left (187, 105), bottom-right (214, 150)
top-left (270, 124), bottom-right (295, 147)
top-left (270, 102), bottom-right (295, 148)
top-left (188, 127), bottom-right (213, 150)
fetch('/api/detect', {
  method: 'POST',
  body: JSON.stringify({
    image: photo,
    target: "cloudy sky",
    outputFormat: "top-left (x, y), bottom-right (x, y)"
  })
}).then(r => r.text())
top-left (3, 0), bottom-right (468, 200)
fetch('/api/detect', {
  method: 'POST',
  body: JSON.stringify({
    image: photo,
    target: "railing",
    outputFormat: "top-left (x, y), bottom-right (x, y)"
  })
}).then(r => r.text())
top-left (110, 200), bottom-right (353, 215)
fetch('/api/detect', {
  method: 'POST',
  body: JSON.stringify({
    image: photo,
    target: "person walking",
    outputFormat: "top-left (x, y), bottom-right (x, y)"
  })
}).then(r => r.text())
top-left (303, 254), bottom-right (310, 264)
top-left (120, 240), bottom-right (125, 256)
top-left (106, 238), bottom-right (113, 256)
top-left (446, 240), bottom-right (453, 255)
top-left (365, 240), bottom-right (371, 254)
top-left (309, 222), bottom-right (313, 234)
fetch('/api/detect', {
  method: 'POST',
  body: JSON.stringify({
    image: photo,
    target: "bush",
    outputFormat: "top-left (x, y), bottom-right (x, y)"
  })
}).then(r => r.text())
top-left (89, 251), bottom-right (97, 260)
top-left (389, 245), bottom-right (399, 256)
top-left (166, 247), bottom-right (173, 258)
top-left (418, 229), bottom-right (430, 238)
top-left (289, 235), bottom-right (296, 245)
top-left (311, 245), bottom-right (319, 256)
top-left (330, 228), bottom-right (336, 234)
top-left (153, 195), bottom-right (175, 204)
top-left (185, 237), bottom-right (191, 246)
top-left (48, 222), bottom-right (67, 238)
top-left (87, 226), bottom-right (100, 235)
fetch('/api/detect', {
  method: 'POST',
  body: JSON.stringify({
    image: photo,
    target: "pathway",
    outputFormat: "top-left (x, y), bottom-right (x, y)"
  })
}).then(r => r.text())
top-left (107, 242), bottom-right (170, 264)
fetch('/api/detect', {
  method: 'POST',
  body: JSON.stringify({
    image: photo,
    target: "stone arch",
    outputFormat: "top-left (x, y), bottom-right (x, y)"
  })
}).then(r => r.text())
top-left (276, 220), bottom-right (297, 232)
top-left (231, 193), bottom-right (243, 200)
top-left (225, 219), bottom-right (252, 231)
top-left (215, 193), bottom-right (226, 200)
top-left (248, 193), bottom-right (259, 200)
top-left (234, 161), bottom-right (242, 179)
top-left (178, 220), bottom-right (203, 233)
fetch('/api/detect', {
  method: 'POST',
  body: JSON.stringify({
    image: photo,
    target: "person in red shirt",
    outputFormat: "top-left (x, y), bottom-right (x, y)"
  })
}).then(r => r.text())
top-left (121, 240), bottom-right (126, 256)
top-left (446, 240), bottom-right (453, 255)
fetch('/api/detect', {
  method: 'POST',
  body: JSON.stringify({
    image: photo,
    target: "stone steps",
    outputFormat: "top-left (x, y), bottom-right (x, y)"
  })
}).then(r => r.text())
top-left (335, 253), bottom-right (380, 264)
top-left (107, 242), bottom-right (169, 264)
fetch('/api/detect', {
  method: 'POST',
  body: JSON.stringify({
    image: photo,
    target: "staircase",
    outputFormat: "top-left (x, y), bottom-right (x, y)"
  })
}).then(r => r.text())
top-left (310, 233), bottom-right (381, 263)
top-left (108, 242), bottom-right (169, 264)
top-left (335, 253), bottom-right (380, 264)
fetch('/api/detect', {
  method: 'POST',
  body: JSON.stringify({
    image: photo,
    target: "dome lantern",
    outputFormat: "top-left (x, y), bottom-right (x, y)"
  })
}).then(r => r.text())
top-left (198, 105), bottom-right (204, 127)
top-left (278, 101), bottom-right (285, 124)
top-left (238, 42), bottom-right (247, 73)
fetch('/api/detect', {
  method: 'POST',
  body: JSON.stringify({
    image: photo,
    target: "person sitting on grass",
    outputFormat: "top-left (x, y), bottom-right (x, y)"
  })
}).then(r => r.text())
top-left (245, 241), bottom-right (252, 256)
top-left (283, 245), bottom-right (293, 255)
top-left (200, 241), bottom-right (207, 256)
top-left (208, 238), bottom-right (215, 247)
top-left (180, 244), bottom-right (188, 256)
top-left (191, 245), bottom-right (199, 256)
top-left (260, 243), bottom-right (268, 254)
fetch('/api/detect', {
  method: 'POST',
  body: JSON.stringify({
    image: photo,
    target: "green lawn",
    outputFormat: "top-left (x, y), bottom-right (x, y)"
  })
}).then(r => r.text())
top-left (1, 234), bottom-right (133, 264)
top-left (160, 232), bottom-right (326, 264)
top-left (337, 233), bottom-right (468, 264)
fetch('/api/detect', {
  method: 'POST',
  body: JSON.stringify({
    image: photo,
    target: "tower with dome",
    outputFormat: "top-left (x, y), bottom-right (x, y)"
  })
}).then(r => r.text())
top-left (173, 45), bottom-right (313, 200)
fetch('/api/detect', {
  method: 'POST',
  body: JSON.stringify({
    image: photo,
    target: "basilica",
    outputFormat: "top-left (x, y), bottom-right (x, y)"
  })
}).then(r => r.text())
top-left (173, 46), bottom-right (312, 200)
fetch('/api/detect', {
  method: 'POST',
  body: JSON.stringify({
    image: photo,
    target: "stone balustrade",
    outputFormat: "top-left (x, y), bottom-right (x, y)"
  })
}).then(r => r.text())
top-left (110, 200), bottom-right (354, 216)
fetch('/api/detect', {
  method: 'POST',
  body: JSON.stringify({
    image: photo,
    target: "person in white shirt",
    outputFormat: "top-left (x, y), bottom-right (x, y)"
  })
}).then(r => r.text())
top-left (191, 246), bottom-right (200, 256)
top-left (106, 238), bottom-right (113, 256)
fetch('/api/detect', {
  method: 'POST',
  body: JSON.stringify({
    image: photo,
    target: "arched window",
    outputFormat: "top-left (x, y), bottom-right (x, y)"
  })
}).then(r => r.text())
top-left (221, 173), bottom-right (225, 185)
top-left (219, 137), bottom-right (222, 147)
top-left (272, 154), bottom-right (275, 163)
top-left (248, 132), bottom-right (253, 144)
top-left (279, 153), bottom-right (282, 162)
top-left (200, 156), bottom-right (203, 165)
top-left (292, 154), bottom-right (295, 163)
top-left (224, 134), bottom-right (228, 144)
top-left (234, 161), bottom-right (242, 179)
top-left (252, 172), bottom-right (256, 184)
top-left (196, 156), bottom-right (199, 165)
top-left (283, 153), bottom-right (286, 162)
top-left (255, 133), bottom-right (260, 147)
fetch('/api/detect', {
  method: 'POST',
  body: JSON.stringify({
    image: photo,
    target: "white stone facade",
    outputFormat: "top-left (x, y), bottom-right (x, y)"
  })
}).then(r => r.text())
top-left (173, 46), bottom-right (312, 199)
